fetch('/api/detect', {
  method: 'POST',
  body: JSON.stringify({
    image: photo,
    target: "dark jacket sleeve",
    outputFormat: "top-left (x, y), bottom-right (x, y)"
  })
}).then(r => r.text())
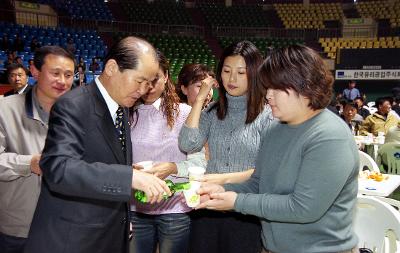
top-left (39, 96), bottom-right (132, 202)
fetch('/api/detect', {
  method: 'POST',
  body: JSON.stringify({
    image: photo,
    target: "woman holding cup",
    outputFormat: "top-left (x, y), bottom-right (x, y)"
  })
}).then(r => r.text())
top-left (178, 41), bottom-right (273, 253)
top-left (129, 50), bottom-right (206, 253)
top-left (197, 45), bottom-right (359, 253)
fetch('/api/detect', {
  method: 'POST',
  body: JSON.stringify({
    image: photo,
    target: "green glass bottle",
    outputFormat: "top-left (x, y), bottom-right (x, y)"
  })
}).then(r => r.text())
top-left (134, 179), bottom-right (191, 203)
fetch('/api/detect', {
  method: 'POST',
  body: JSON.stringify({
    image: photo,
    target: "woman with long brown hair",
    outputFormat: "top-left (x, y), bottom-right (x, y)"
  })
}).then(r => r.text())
top-left (129, 50), bottom-right (206, 253)
top-left (178, 41), bottom-right (273, 253)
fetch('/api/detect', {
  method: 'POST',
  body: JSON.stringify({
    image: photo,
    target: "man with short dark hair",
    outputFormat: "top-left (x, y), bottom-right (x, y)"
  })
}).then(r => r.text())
top-left (340, 100), bottom-right (363, 134)
top-left (4, 63), bottom-right (30, 97)
top-left (0, 46), bottom-right (75, 253)
top-left (359, 97), bottom-right (399, 136)
top-left (353, 96), bottom-right (370, 119)
top-left (391, 96), bottom-right (400, 117)
top-left (25, 36), bottom-right (170, 253)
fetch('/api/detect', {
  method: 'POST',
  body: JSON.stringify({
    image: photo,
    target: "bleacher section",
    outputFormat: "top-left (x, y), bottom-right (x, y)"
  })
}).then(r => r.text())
top-left (199, 3), bottom-right (269, 27)
top-left (0, 22), bottom-right (107, 70)
top-left (113, 33), bottom-right (216, 82)
top-left (356, 0), bottom-right (400, 28)
top-left (319, 36), bottom-right (400, 59)
top-left (122, 0), bottom-right (191, 25)
top-left (2, 1), bottom-right (399, 72)
top-left (219, 36), bottom-right (304, 55)
top-left (38, 0), bottom-right (113, 21)
top-left (275, 3), bottom-right (344, 29)
top-left (149, 34), bottom-right (216, 81)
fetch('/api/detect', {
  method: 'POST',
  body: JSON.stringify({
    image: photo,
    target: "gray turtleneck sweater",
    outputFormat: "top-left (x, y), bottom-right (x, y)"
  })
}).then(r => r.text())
top-left (178, 94), bottom-right (273, 174)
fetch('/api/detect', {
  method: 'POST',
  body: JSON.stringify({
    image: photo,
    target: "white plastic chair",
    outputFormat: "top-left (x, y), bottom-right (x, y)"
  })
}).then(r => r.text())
top-left (377, 143), bottom-right (400, 174)
top-left (368, 107), bottom-right (378, 115)
top-left (376, 197), bottom-right (400, 212)
top-left (359, 150), bottom-right (380, 172)
top-left (354, 196), bottom-right (400, 253)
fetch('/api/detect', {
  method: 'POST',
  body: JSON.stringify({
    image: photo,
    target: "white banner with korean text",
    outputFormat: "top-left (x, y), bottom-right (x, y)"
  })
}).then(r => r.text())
top-left (335, 69), bottom-right (400, 80)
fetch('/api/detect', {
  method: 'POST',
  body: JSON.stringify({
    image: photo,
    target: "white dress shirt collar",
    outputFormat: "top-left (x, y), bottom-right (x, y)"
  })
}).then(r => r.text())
top-left (95, 77), bottom-right (119, 124)
top-left (18, 84), bottom-right (28, 94)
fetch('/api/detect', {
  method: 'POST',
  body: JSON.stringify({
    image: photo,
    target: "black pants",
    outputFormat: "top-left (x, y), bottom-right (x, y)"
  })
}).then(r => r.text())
top-left (189, 209), bottom-right (262, 253)
top-left (0, 232), bottom-right (26, 253)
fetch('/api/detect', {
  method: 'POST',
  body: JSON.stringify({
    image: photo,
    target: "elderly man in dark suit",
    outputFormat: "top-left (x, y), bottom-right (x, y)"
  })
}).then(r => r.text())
top-left (24, 36), bottom-right (170, 253)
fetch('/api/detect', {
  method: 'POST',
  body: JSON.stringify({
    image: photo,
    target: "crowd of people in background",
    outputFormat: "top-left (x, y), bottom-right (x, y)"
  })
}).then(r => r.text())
top-left (1, 34), bottom-right (400, 253)
top-left (327, 80), bottom-right (400, 139)
top-left (0, 34), bottom-right (102, 87)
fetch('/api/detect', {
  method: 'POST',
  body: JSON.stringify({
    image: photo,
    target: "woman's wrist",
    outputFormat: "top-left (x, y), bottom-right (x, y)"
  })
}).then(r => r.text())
top-left (194, 96), bottom-right (207, 105)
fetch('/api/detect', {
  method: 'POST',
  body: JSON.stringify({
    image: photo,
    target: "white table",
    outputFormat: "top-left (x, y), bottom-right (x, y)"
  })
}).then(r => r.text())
top-left (358, 174), bottom-right (400, 197)
top-left (354, 136), bottom-right (384, 161)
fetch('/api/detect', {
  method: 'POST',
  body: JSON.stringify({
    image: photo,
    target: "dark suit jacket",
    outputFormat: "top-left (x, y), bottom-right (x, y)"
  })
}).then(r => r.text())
top-left (25, 82), bottom-right (133, 253)
top-left (3, 85), bottom-right (31, 97)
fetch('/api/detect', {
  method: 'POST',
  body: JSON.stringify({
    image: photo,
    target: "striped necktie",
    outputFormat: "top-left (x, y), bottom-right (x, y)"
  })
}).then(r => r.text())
top-left (115, 106), bottom-right (126, 152)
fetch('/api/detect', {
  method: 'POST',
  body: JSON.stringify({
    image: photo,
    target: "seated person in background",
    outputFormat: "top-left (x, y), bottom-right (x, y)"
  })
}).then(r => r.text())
top-left (30, 37), bottom-right (41, 52)
top-left (27, 59), bottom-right (34, 77)
top-left (65, 37), bottom-right (76, 54)
top-left (12, 35), bottom-right (24, 53)
top-left (4, 63), bottom-right (30, 97)
top-left (340, 100), bottom-right (363, 134)
top-left (72, 65), bottom-right (87, 88)
top-left (378, 122), bottom-right (400, 171)
top-left (15, 56), bottom-right (23, 66)
top-left (354, 96), bottom-right (371, 119)
top-left (391, 96), bottom-right (400, 118)
top-left (384, 121), bottom-right (400, 144)
top-left (77, 57), bottom-right (86, 71)
top-left (0, 34), bottom-right (10, 51)
top-left (359, 97), bottom-right (399, 136)
top-left (89, 57), bottom-right (100, 72)
top-left (28, 59), bottom-right (39, 83)
top-left (383, 96), bottom-right (400, 119)
top-left (4, 52), bottom-right (15, 68)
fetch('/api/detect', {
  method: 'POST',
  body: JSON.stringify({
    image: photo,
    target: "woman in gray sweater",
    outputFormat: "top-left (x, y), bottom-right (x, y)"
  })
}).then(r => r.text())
top-left (178, 41), bottom-right (273, 253)
top-left (197, 45), bottom-right (359, 253)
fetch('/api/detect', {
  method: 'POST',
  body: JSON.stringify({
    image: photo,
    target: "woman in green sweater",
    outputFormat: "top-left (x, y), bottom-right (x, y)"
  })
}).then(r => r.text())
top-left (197, 45), bottom-right (359, 253)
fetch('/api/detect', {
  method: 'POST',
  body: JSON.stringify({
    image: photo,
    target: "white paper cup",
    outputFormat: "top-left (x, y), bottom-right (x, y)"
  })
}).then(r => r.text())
top-left (188, 166), bottom-right (205, 181)
top-left (136, 161), bottom-right (154, 171)
top-left (183, 181), bottom-right (201, 208)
